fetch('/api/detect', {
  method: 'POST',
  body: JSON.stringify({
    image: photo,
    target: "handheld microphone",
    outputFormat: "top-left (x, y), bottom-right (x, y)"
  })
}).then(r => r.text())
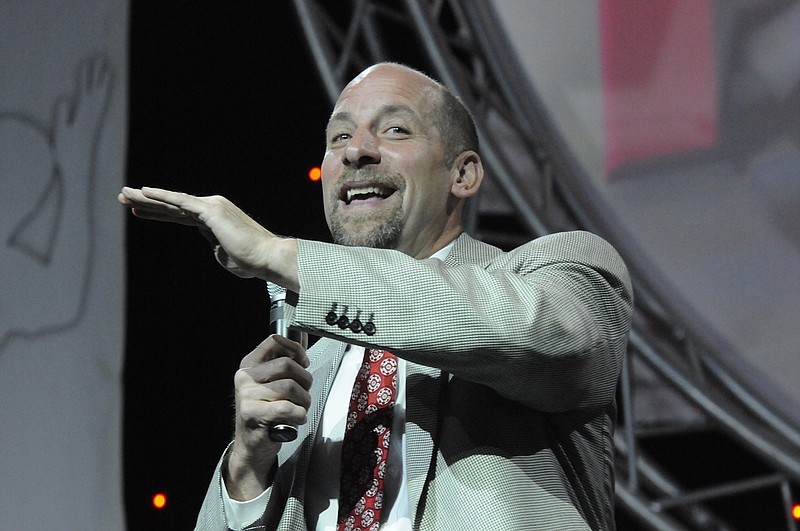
top-left (267, 282), bottom-right (308, 443)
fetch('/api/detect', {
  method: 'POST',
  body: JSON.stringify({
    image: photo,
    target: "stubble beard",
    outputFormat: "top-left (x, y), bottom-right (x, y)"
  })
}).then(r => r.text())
top-left (327, 169), bottom-right (406, 249)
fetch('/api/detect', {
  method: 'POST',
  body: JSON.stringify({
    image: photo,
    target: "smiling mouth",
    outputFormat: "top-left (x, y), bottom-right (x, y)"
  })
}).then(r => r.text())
top-left (341, 183), bottom-right (396, 205)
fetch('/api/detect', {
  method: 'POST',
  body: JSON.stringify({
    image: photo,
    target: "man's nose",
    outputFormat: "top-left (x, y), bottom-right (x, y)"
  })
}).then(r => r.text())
top-left (343, 129), bottom-right (380, 168)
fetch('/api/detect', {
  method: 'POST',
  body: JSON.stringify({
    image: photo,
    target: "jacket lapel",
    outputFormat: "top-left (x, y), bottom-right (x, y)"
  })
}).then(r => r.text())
top-left (404, 361), bottom-right (442, 518)
top-left (277, 338), bottom-right (347, 529)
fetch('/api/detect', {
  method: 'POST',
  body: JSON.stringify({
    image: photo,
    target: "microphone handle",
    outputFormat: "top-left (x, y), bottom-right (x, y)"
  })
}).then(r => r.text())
top-left (267, 285), bottom-right (308, 443)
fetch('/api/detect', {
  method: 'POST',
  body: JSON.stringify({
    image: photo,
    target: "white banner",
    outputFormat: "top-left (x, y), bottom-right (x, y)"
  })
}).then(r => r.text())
top-left (0, 1), bottom-right (127, 528)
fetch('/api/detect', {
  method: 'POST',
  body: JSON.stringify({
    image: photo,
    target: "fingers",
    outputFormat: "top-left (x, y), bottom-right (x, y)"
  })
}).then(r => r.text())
top-left (118, 186), bottom-right (199, 225)
top-left (118, 186), bottom-right (170, 210)
top-left (241, 334), bottom-right (310, 370)
top-left (237, 372), bottom-right (312, 419)
top-left (237, 371), bottom-right (312, 429)
top-left (141, 186), bottom-right (198, 208)
top-left (235, 336), bottom-right (313, 432)
top-left (117, 186), bottom-right (189, 213)
top-left (239, 397), bottom-right (309, 432)
top-left (118, 187), bottom-right (239, 225)
top-left (238, 355), bottom-right (313, 393)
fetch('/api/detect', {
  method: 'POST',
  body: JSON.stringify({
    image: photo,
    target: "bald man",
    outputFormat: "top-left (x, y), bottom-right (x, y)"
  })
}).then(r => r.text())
top-left (120, 63), bottom-right (633, 531)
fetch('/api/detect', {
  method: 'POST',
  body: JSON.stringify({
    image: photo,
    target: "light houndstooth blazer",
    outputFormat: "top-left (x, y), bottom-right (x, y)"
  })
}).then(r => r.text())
top-left (196, 231), bottom-right (633, 531)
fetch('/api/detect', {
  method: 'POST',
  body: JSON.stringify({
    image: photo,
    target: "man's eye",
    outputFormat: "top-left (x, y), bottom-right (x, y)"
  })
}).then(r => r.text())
top-left (331, 133), bottom-right (351, 144)
top-left (386, 126), bottom-right (409, 135)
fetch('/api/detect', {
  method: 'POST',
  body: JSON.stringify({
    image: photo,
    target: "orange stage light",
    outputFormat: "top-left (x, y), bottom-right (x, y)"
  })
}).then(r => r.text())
top-left (308, 166), bottom-right (322, 182)
top-left (152, 493), bottom-right (167, 510)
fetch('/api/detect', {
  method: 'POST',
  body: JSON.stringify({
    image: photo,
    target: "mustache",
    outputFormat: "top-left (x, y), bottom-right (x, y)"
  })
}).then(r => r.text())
top-left (336, 166), bottom-right (404, 187)
top-left (329, 168), bottom-right (406, 204)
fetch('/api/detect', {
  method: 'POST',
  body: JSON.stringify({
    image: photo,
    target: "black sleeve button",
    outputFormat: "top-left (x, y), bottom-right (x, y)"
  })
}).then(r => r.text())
top-left (325, 303), bottom-right (338, 325)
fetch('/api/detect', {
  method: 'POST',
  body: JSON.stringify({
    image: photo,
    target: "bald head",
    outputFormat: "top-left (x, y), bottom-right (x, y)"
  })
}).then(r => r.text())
top-left (321, 62), bottom-right (484, 258)
top-left (345, 63), bottom-right (479, 168)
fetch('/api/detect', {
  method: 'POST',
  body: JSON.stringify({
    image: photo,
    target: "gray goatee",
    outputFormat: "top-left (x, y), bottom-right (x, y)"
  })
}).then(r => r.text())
top-left (328, 169), bottom-right (405, 248)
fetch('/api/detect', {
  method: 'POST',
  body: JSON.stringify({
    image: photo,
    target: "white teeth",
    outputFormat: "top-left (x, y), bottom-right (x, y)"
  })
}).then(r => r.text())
top-left (345, 186), bottom-right (391, 202)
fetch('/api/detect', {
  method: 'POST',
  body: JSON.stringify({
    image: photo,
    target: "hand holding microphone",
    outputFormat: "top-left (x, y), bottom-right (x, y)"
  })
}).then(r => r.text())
top-left (233, 283), bottom-right (310, 465)
top-left (229, 321), bottom-right (311, 498)
top-left (266, 282), bottom-right (308, 442)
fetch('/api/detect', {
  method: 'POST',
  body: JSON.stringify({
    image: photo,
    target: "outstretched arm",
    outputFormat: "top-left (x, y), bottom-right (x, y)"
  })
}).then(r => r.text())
top-left (288, 233), bottom-right (633, 412)
top-left (118, 187), bottom-right (299, 290)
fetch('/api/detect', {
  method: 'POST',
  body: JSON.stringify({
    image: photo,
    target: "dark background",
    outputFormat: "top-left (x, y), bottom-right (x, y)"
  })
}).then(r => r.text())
top-left (125, 2), bottom-right (330, 528)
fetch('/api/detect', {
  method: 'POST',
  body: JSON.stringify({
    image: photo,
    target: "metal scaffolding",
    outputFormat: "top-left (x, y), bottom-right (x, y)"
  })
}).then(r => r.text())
top-left (293, 1), bottom-right (800, 528)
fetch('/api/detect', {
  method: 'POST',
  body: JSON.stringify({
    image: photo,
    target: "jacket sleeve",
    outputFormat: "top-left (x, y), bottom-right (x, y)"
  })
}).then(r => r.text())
top-left (195, 446), bottom-right (234, 530)
top-left (195, 444), bottom-right (275, 531)
top-left (286, 231), bottom-right (633, 412)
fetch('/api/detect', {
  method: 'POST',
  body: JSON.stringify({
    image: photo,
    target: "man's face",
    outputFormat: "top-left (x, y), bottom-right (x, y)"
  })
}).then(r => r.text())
top-left (320, 65), bottom-right (456, 258)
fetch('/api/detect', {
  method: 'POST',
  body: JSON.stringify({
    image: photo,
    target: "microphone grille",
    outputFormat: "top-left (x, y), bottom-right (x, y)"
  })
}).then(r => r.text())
top-left (266, 281), bottom-right (288, 302)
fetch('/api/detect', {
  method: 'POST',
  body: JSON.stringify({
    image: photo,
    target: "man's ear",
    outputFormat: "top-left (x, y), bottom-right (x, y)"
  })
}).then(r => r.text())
top-left (451, 150), bottom-right (483, 199)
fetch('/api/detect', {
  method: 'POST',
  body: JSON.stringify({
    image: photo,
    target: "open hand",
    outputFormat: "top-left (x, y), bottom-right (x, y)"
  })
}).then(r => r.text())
top-left (118, 186), bottom-right (280, 280)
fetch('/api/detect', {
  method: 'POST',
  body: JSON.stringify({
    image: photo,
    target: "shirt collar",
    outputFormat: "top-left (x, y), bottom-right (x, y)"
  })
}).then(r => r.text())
top-left (429, 238), bottom-right (456, 261)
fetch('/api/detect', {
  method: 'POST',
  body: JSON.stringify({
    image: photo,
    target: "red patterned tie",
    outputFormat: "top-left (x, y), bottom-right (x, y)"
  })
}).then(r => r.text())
top-left (337, 348), bottom-right (398, 531)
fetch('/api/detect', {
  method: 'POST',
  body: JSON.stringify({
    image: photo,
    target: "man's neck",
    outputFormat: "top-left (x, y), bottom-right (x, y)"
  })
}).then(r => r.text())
top-left (428, 236), bottom-right (459, 261)
top-left (406, 229), bottom-right (462, 259)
